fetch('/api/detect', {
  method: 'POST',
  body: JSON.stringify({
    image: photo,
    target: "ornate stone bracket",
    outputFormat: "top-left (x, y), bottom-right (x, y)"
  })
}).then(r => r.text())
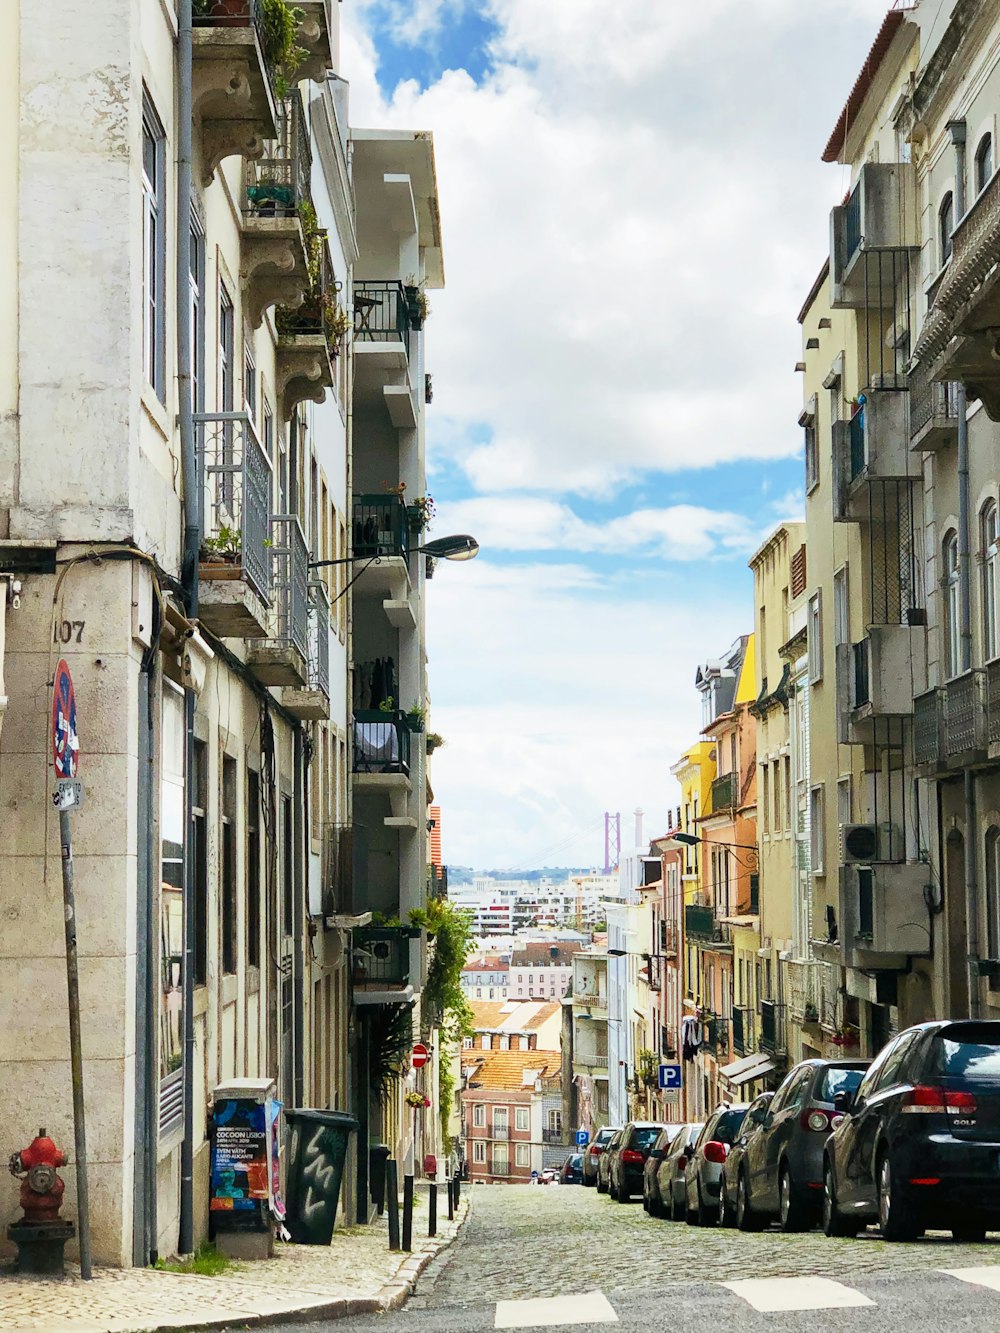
top-left (192, 30), bottom-right (277, 185)
top-left (293, 2), bottom-right (335, 85)
top-left (276, 335), bottom-right (334, 419)
top-left (241, 220), bottom-right (310, 329)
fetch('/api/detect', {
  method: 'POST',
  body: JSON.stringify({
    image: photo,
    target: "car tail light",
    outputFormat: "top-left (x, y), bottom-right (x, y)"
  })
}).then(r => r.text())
top-left (800, 1108), bottom-right (831, 1132)
top-left (902, 1085), bottom-right (978, 1114)
top-left (703, 1141), bottom-right (728, 1164)
top-left (830, 1114), bottom-right (844, 1130)
top-left (588, 1145), bottom-right (602, 1156)
top-left (910, 1177), bottom-right (941, 1186)
top-left (621, 1149), bottom-right (644, 1164)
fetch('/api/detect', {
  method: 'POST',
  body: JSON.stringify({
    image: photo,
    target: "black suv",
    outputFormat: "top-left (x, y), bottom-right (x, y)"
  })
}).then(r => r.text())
top-left (610, 1122), bottom-right (665, 1202)
top-left (823, 1020), bottom-right (1000, 1242)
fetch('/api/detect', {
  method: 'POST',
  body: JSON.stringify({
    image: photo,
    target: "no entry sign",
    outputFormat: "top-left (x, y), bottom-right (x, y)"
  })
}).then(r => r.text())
top-left (52, 660), bottom-right (80, 779)
top-left (411, 1043), bottom-right (429, 1069)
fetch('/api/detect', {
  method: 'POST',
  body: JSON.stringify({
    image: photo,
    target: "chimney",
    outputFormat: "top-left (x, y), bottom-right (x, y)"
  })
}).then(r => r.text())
top-left (634, 807), bottom-right (644, 849)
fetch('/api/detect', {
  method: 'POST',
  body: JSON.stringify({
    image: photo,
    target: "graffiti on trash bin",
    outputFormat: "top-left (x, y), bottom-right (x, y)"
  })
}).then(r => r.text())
top-left (300, 1126), bottom-right (340, 1220)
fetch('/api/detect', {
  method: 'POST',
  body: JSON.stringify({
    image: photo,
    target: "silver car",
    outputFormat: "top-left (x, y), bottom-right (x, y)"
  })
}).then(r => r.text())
top-left (684, 1103), bottom-right (751, 1226)
top-left (655, 1123), bottom-right (703, 1221)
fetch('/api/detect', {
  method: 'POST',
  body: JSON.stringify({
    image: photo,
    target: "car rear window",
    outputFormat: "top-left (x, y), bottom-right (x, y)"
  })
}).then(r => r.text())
top-left (817, 1067), bottom-right (866, 1103)
top-left (596, 1128), bottom-right (617, 1147)
top-left (632, 1127), bottom-right (660, 1150)
top-left (936, 1026), bottom-right (1000, 1083)
top-left (713, 1109), bottom-right (746, 1145)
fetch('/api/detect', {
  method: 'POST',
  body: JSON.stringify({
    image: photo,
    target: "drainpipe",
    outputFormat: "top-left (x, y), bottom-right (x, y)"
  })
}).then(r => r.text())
top-left (177, 0), bottom-right (200, 1254)
top-left (949, 120), bottom-right (981, 1019)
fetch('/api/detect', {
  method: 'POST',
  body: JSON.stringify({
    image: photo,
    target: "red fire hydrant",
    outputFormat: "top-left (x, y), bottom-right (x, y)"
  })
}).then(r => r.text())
top-left (9, 1129), bottom-right (67, 1224)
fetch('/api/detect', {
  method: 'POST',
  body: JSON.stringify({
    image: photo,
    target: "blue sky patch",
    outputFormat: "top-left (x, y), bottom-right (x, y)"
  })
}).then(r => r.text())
top-left (367, 2), bottom-right (499, 93)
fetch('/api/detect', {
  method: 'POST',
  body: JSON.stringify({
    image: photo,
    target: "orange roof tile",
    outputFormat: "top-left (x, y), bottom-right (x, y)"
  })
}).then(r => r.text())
top-left (464, 1049), bottom-right (562, 1090)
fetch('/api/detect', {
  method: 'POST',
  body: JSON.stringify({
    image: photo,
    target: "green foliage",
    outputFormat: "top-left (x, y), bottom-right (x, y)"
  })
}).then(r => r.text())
top-left (369, 1003), bottom-right (414, 1104)
top-left (155, 1241), bottom-right (231, 1277)
top-left (261, 0), bottom-right (305, 73)
top-left (425, 732), bottom-right (445, 755)
top-left (438, 1047), bottom-right (457, 1138)
top-left (201, 525), bottom-right (242, 558)
top-left (408, 897), bottom-right (474, 1043)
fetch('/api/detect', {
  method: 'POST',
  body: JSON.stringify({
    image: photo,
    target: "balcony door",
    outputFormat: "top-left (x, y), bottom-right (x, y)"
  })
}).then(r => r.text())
top-left (493, 1106), bottom-right (508, 1138)
top-left (492, 1142), bottom-right (509, 1176)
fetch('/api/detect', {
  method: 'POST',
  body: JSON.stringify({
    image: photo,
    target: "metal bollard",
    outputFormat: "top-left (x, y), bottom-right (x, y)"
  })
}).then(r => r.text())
top-left (386, 1160), bottom-right (401, 1252)
top-left (402, 1173), bottom-right (414, 1252)
top-left (447, 1175), bottom-right (455, 1221)
top-left (428, 1181), bottom-right (437, 1237)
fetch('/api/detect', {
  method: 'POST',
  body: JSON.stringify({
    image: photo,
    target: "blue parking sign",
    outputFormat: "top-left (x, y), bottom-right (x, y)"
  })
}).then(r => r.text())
top-left (658, 1063), bottom-right (682, 1092)
top-left (575, 1129), bottom-right (589, 1146)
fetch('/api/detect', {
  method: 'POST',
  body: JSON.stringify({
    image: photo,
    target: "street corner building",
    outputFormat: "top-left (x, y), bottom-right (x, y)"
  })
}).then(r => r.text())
top-left (0, 0), bottom-right (449, 1267)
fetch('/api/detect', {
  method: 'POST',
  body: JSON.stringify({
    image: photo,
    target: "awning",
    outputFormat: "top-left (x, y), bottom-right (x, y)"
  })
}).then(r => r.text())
top-left (718, 1052), bottom-right (775, 1087)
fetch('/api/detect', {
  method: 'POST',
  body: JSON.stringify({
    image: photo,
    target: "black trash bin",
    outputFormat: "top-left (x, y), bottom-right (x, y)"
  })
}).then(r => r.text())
top-left (284, 1109), bottom-right (359, 1244)
top-left (369, 1143), bottom-right (391, 1215)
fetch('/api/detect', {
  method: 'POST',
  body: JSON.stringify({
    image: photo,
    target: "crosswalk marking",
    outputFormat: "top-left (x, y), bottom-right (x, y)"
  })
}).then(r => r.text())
top-left (940, 1266), bottom-right (1000, 1293)
top-left (722, 1276), bottom-right (876, 1312)
top-left (494, 1291), bottom-right (619, 1328)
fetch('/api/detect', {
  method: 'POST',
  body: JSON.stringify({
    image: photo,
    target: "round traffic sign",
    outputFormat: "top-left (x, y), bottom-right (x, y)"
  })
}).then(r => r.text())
top-left (52, 660), bottom-right (79, 779)
top-left (411, 1043), bottom-right (429, 1069)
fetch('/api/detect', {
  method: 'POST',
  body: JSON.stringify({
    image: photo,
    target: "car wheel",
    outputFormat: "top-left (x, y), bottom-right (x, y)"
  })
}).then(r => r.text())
top-left (642, 1187), bottom-right (649, 1213)
top-left (699, 1178), bottom-right (717, 1228)
top-left (736, 1169), bottom-right (763, 1232)
top-left (952, 1223), bottom-right (987, 1243)
top-left (597, 1174), bottom-right (608, 1195)
top-left (685, 1182), bottom-right (700, 1227)
top-left (671, 1183), bottom-right (686, 1222)
top-left (719, 1179), bottom-right (736, 1229)
top-left (877, 1154), bottom-right (917, 1242)
top-left (778, 1164), bottom-right (809, 1233)
top-left (616, 1179), bottom-right (630, 1203)
top-left (822, 1161), bottom-right (858, 1238)
top-left (582, 1173), bottom-right (595, 1188)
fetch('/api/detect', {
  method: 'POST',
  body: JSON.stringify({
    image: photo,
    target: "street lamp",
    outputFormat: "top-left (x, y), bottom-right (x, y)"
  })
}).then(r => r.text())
top-left (673, 830), bottom-right (758, 871)
top-left (308, 533), bottom-right (480, 603)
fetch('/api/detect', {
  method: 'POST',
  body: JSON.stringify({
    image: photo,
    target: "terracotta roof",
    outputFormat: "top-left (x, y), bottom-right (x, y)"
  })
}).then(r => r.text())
top-left (822, 8), bottom-right (911, 163)
top-left (511, 943), bottom-right (577, 966)
top-left (464, 1050), bottom-right (561, 1090)
top-left (468, 999), bottom-right (562, 1033)
top-left (523, 1002), bottom-right (561, 1030)
top-left (468, 1001), bottom-right (511, 1029)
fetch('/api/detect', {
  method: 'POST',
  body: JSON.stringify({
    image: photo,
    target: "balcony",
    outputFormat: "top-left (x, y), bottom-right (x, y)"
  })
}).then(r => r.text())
top-left (351, 495), bottom-right (413, 619)
top-left (294, 0), bottom-right (336, 82)
top-left (659, 920), bottom-right (679, 958)
top-left (572, 1052), bottom-right (609, 1077)
top-left (241, 94), bottom-right (311, 330)
top-left (321, 823), bottom-right (353, 919)
top-left (247, 515), bottom-right (309, 685)
top-left (914, 169), bottom-right (1000, 419)
top-left (283, 581), bottom-right (331, 720)
top-left (684, 903), bottom-right (714, 941)
top-left (276, 231), bottom-right (341, 416)
top-left (491, 1124), bottom-right (511, 1140)
top-left (353, 281), bottom-right (415, 389)
top-left (837, 627), bottom-right (927, 742)
top-left (706, 1017), bottom-right (730, 1059)
top-left (195, 411), bottom-right (271, 639)
top-left (759, 1001), bottom-right (786, 1055)
top-left (913, 687), bottom-right (945, 772)
top-left (352, 710), bottom-right (411, 777)
top-left (841, 863), bottom-right (930, 967)
top-left (830, 162), bottom-right (918, 309)
top-left (541, 1129), bottom-right (564, 1144)
top-left (351, 925), bottom-right (417, 1000)
top-left (732, 1006), bottom-right (753, 1056)
top-left (711, 770), bottom-right (736, 813)
top-left (945, 669), bottom-right (988, 760)
top-left (192, 0), bottom-right (279, 185)
top-left (989, 660), bottom-right (1000, 756)
top-left (909, 372), bottom-right (960, 453)
top-left (832, 393), bottom-right (916, 523)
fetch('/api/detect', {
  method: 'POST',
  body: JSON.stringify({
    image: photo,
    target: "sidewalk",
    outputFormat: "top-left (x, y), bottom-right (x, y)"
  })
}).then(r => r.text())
top-left (0, 1190), bottom-right (469, 1333)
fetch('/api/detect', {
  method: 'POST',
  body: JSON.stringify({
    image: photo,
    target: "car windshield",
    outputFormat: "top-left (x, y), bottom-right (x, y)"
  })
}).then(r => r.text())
top-left (817, 1066), bottom-right (866, 1103)
top-left (570, 1155), bottom-right (582, 1167)
top-left (632, 1127), bottom-right (660, 1150)
top-left (596, 1129), bottom-right (618, 1146)
top-left (936, 1026), bottom-right (1000, 1083)
top-left (713, 1109), bottom-right (748, 1145)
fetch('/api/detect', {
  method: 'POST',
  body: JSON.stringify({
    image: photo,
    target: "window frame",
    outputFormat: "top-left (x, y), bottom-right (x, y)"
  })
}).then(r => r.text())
top-left (810, 784), bottom-right (825, 875)
top-left (940, 191), bottom-right (955, 267)
top-left (221, 755), bottom-right (238, 975)
top-left (986, 826), bottom-right (1000, 961)
top-left (807, 592), bottom-right (823, 683)
top-left (943, 529), bottom-right (961, 679)
top-left (976, 132), bottom-right (994, 196)
top-left (981, 501), bottom-right (999, 663)
top-left (472, 1103), bottom-right (485, 1128)
top-left (515, 1143), bottom-right (530, 1168)
top-left (142, 93), bottom-right (167, 401)
top-left (515, 1106), bottom-right (529, 1131)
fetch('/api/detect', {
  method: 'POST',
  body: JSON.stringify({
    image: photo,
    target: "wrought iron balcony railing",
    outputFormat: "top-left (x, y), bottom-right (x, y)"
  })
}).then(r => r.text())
top-left (321, 823), bottom-right (352, 917)
top-left (306, 579), bottom-right (331, 697)
top-left (909, 372), bottom-right (960, 446)
top-left (195, 411), bottom-right (272, 604)
top-left (685, 903), bottom-right (714, 940)
top-left (245, 90), bottom-right (311, 218)
top-left (491, 1124), bottom-right (511, 1140)
top-left (354, 280), bottom-right (413, 346)
top-left (711, 770), bottom-right (736, 812)
top-left (541, 1129), bottom-right (564, 1144)
top-left (945, 669), bottom-right (987, 757)
top-left (989, 659), bottom-right (1000, 748)
top-left (351, 925), bottom-right (415, 988)
top-left (352, 709), bottom-right (411, 776)
top-left (266, 515), bottom-right (309, 661)
top-left (352, 494), bottom-right (410, 561)
top-left (732, 1006), bottom-right (753, 1056)
top-left (759, 1000), bottom-right (787, 1055)
top-left (848, 411), bottom-right (865, 481)
top-left (914, 688), bottom-right (944, 767)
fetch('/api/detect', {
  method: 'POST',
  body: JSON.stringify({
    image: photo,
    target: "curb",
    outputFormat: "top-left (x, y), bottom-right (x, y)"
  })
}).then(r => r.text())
top-left (147, 1198), bottom-right (471, 1332)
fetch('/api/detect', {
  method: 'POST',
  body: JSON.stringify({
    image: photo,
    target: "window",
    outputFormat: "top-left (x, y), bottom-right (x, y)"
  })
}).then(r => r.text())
top-left (244, 342), bottom-right (257, 421)
top-left (159, 685), bottom-right (186, 1086)
top-left (493, 1144), bottom-right (509, 1175)
top-left (783, 756), bottom-right (792, 832)
top-left (976, 133), bottom-right (994, 195)
top-left (804, 420), bottom-right (818, 492)
top-left (808, 592), bottom-right (823, 682)
top-left (515, 1144), bottom-right (530, 1167)
top-left (493, 1106), bottom-right (509, 1133)
top-left (761, 765), bottom-right (770, 833)
top-left (772, 759), bottom-right (781, 832)
top-left (940, 192), bottom-right (955, 267)
top-left (987, 828), bottom-right (1000, 960)
top-left (219, 284), bottom-right (235, 411)
top-left (473, 1141), bottom-right (486, 1164)
top-left (281, 793), bottom-right (294, 937)
top-left (547, 1108), bottom-right (562, 1134)
top-left (189, 218), bottom-right (205, 413)
top-left (837, 775), bottom-right (851, 830)
top-left (142, 95), bottom-right (166, 400)
top-left (982, 502), bottom-right (999, 661)
top-left (191, 738), bottom-right (208, 986)
top-left (499, 1035), bottom-right (510, 1051)
top-left (473, 1103), bottom-right (485, 1128)
top-left (515, 1107), bottom-right (529, 1131)
top-left (221, 756), bottom-right (237, 974)
top-left (810, 785), bottom-right (825, 874)
top-left (246, 769), bottom-right (261, 969)
top-left (943, 529), bottom-right (961, 678)
top-left (833, 565), bottom-right (849, 646)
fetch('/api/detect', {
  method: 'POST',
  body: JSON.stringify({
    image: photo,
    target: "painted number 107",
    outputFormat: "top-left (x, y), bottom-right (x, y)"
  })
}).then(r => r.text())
top-left (53, 620), bottom-right (85, 644)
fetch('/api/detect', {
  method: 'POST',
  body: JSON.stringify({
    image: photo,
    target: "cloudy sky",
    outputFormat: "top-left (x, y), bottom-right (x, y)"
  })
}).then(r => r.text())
top-left (343, 0), bottom-right (895, 869)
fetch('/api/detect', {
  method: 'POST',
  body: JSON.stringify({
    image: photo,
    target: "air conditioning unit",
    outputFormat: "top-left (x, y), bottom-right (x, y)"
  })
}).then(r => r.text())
top-left (840, 823), bottom-right (903, 865)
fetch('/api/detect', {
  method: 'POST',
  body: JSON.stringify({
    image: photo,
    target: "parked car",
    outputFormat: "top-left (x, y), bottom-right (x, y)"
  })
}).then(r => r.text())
top-left (582, 1125), bottom-right (620, 1187)
top-left (596, 1129), bottom-right (624, 1194)
top-left (719, 1092), bottom-right (774, 1227)
top-left (560, 1153), bottom-right (583, 1184)
top-left (823, 1020), bottom-right (1000, 1242)
top-left (656, 1123), bottom-right (703, 1221)
top-left (643, 1125), bottom-right (683, 1215)
top-left (610, 1122), bottom-right (666, 1202)
top-left (684, 1103), bottom-right (751, 1226)
top-left (734, 1059), bottom-right (869, 1232)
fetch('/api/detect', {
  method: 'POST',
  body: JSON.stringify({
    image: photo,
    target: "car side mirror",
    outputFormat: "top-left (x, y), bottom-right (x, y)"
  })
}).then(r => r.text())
top-left (650, 1148), bottom-right (664, 1161)
top-left (833, 1089), bottom-right (855, 1115)
top-left (682, 1144), bottom-right (694, 1160)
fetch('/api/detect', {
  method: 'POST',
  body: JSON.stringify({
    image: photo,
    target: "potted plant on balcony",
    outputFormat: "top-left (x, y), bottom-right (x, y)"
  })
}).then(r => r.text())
top-left (407, 495), bottom-right (436, 532)
top-left (803, 1002), bottom-right (819, 1024)
top-left (425, 732), bottom-right (444, 755)
top-left (405, 703), bottom-right (426, 733)
top-left (199, 525), bottom-right (242, 578)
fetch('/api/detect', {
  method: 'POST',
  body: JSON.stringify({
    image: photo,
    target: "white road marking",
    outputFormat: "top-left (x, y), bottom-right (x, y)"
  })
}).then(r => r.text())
top-left (941, 1266), bottom-right (1000, 1293)
top-left (722, 1276), bottom-right (875, 1312)
top-left (494, 1291), bottom-right (619, 1328)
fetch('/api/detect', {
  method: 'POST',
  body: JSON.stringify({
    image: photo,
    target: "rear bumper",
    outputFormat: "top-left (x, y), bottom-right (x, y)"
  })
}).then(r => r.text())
top-left (896, 1138), bottom-right (1000, 1217)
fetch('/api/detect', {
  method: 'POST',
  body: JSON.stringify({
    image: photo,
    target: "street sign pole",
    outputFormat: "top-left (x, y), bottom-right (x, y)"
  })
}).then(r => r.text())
top-left (52, 660), bottom-right (90, 1279)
